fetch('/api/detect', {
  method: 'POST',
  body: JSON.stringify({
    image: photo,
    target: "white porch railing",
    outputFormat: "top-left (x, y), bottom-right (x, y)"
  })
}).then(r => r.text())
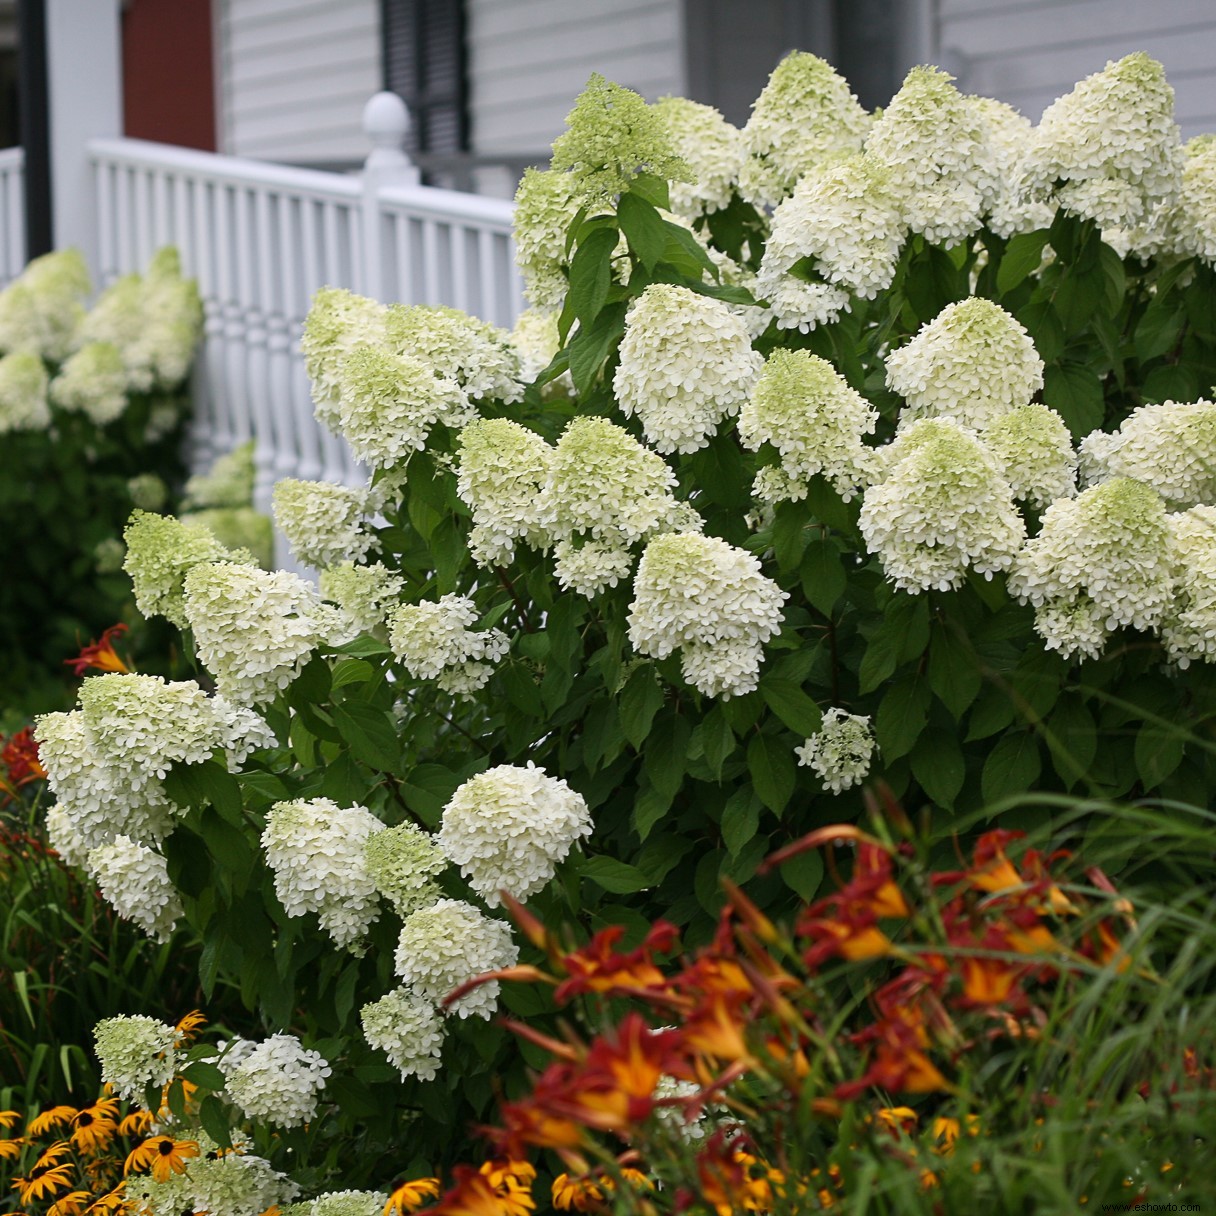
top-left (0, 147), bottom-right (25, 288)
top-left (90, 98), bottom-right (522, 513)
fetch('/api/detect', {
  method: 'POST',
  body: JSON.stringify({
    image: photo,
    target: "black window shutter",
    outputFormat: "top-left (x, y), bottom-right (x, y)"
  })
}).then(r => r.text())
top-left (382, 0), bottom-right (469, 156)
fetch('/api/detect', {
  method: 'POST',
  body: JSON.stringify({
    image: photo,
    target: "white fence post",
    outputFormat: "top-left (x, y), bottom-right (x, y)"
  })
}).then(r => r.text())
top-left (361, 92), bottom-right (420, 302)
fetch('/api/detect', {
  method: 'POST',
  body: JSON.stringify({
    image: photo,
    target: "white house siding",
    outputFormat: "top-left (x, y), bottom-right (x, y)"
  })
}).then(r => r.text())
top-left (466, 0), bottom-right (686, 161)
top-left (217, 0), bottom-right (381, 165)
top-left (936, 0), bottom-right (1216, 137)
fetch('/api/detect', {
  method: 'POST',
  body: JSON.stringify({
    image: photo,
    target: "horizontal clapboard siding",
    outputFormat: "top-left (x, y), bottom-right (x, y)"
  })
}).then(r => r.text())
top-left (218, 0), bottom-right (381, 164)
top-left (935, 0), bottom-right (1216, 136)
top-left (466, 0), bottom-right (685, 155)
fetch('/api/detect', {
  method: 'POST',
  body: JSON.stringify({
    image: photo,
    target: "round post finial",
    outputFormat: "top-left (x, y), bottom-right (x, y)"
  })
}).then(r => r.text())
top-left (363, 91), bottom-right (413, 171)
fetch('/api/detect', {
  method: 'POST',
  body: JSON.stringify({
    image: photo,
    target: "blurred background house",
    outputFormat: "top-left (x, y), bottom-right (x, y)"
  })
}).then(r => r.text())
top-left (3, 0), bottom-right (1216, 200)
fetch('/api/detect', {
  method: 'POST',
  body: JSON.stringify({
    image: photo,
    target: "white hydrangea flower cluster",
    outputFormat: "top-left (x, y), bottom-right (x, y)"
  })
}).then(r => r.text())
top-left (301, 287), bottom-right (390, 429)
top-left (48, 341), bottom-right (129, 425)
top-left (972, 97), bottom-right (1055, 238)
top-left (272, 478), bottom-right (375, 570)
top-left (262, 798), bottom-right (385, 951)
top-left (393, 899), bottom-right (518, 1019)
top-left (37, 674), bottom-right (273, 863)
top-left (1174, 136), bottom-right (1216, 265)
top-left (183, 440), bottom-right (256, 511)
top-left (540, 417), bottom-right (696, 596)
top-left (320, 561), bottom-right (404, 641)
top-left (1021, 53), bottom-right (1181, 241)
top-left (738, 52), bottom-right (870, 209)
top-left (290, 1192), bottom-right (391, 1216)
top-left (628, 532), bottom-right (787, 698)
top-left (79, 673), bottom-right (237, 781)
top-left (886, 298), bottom-right (1044, 431)
top-left (183, 562), bottom-right (337, 704)
top-left (127, 473), bottom-right (168, 512)
top-left (123, 510), bottom-right (236, 629)
top-left (36, 711), bottom-right (179, 850)
top-left (334, 345), bottom-right (475, 470)
top-left (45, 804), bottom-right (89, 869)
top-left (739, 350), bottom-right (877, 502)
top-left (1008, 477), bottom-right (1175, 658)
top-left (364, 822), bottom-right (447, 916)
top-left (1162, 506), bottom-right (1216, 667)
top-left (0, 351), bottom-right (50, 433)
top-left (222, 1034), bottom-right (331, 1127)
top-left (756, 155), bottom-right (906, 332)
top-left (127, 1135), bottom-right (298, 1216)
top-left (360, 987), bottom-right (446, 1082)
top-left (550, 73), bottom-right (690, 204)
top-left (0, 249), bottom-right (90, 360)
top-left (655, 95), bottom-right (743, 218)
top-left (437, 763), bottom-right (592, 907)
top-left (865, 67), bottom-right (999, 246)
top-left (384, 303), bottom-right (523, 405)
top-left (387, 595), bottom-right (509, 696)
top-left (614, 285), bottom-right (762, 454)
top-left (859, 419), bottom-right (1026, 592)
top-left (795, 709), bottom-right (876, 794)
top-left (455, 418), bottom-right (555, 566)
top-left (76, 251), bottom-right (203, 392)
top-left (1076, 400), bottom-right (1216, 509)
top-left (93, 1014), bottom-right (178, 1102)
top-left (981, 404), bottom-right (1078, 509)
top-left (513, 168), bottom-right (583, 313)
top-left (87, 835), bottom-right (183, 942)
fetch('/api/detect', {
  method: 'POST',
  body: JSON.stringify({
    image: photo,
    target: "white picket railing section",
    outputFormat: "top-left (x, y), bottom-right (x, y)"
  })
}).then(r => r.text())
top-left (0, 146), bottom-right (25, 288)
top-left (89, 103), bottom-right (522, 514)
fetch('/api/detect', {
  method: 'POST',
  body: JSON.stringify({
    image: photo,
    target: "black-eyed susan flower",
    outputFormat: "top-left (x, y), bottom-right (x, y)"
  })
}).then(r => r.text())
top-left (27, 1106), bottom-right (78, 1137)
top-left (384, 1176), bottom-right (441, 1214)
top-left (69, 1098), bottom-right (120, 1155)
top-left (125, 1134), bottom-right (199, 1183)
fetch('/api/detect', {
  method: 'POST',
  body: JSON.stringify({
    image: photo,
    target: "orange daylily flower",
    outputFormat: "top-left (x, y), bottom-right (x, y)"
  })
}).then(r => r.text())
top-left (554, 922), bottom-right (678, 1002)
top-left (65, 624), bottom-right (131, 677)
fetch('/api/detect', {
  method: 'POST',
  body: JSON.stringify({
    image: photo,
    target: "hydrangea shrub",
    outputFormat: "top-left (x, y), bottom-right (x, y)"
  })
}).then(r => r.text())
top-left (0, 247), bottom-right (202, 711)
top-left (36, 52), bottom-right (1216, 1177)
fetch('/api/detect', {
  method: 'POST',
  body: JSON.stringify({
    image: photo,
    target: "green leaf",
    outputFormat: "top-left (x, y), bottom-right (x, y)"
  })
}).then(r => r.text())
top-left (1044, 697), bottom-right (1097, 787)
top-left (1134, 299), bottom-right (1186, 363)
top-left (1142, 362), bottom-right (1198, 404)
top-left (567, 226), bottom-right (619, 327)
top-left (996, 230), bottom-right (1049, 294)
top-left (568, 301), bottom-right (628, 396)
top-left (582, 856), bottom-right (652, 894)
top-left (1134, 723), bottom-right (1186, 790)
top-left (748, 733), bottom-right (796, 815)
top-left (180, 1061), bottom-right (226, 1091)
top-left (779, 848), bottom-right (824, 901)
top-left (981, 731), bottom-right (1042, 804)
top-left (330, 657), bottom-right (375, 689)
top-left (875, 674), bottom-right (930, 761)
top-left (198, 760), bottom-right (244, 827)
top-left (334, 964), bottom-right (361, 1027)
top-left (333, 636), bottom-right (393, 658)
top-left (198, 1095), bottom-right (232, 1149)
top-left (759, 677), bottom-right (823, 737)
top-left (1042, 362), bottom-right (1105, 439)
top-left (627, 173), bottom-right (671, 210)
top-left (927, 624), bottom-right (983, 718)
top-left (644, 714), bottom-right (691, 802)
top-left (721, 790), bottom-right (761, 858)
top-left (910, 731), bottom-right (966, 808)
top-left (617, 192), bottom-right (668, 272)
top-left (699, 708), bottom-right (736, 781)
top-left (619, 666), bottom-right (664, 749)
top-left (801, 533), bottom-right (847, 616)
top-left (332, 700), bottom-right (401, 771)
top-left (771, 501), bottom-right (809, 572)
top-left (499, 661), bottom-right (544, 718)
top-left (632, 788), bottom-right (668, 842)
